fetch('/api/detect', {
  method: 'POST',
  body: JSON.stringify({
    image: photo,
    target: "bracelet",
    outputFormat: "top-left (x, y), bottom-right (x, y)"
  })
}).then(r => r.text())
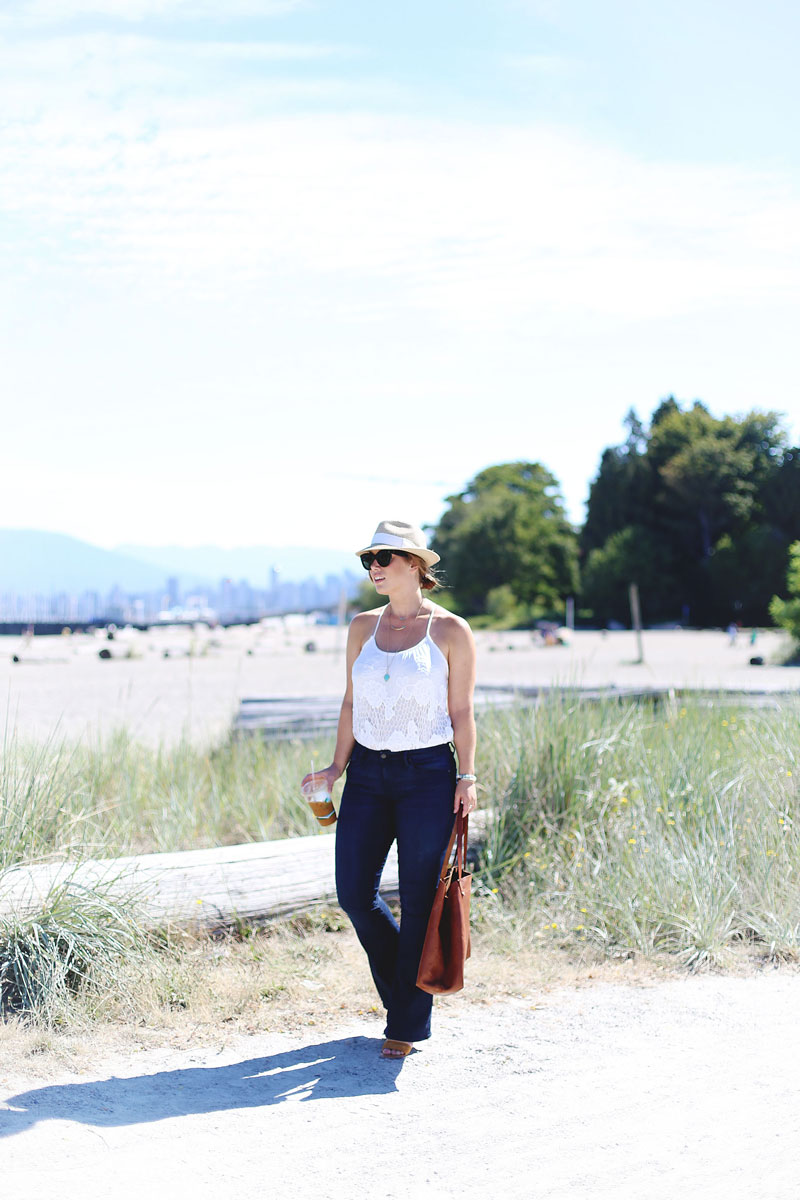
top-left (457, 773), bottom-right (477, 782)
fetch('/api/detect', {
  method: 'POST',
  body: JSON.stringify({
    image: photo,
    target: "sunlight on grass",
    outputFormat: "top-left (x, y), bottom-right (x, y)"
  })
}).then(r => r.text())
top-left (4, 695), bottom-right (800, 1023)
top-left (476, 696), bottom-right (800, 967)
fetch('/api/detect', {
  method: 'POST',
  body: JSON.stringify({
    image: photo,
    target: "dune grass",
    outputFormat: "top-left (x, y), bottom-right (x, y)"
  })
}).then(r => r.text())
top-left (477, 695), bottom-right (800, 966)
top-left (0, 729), bottom-right (335, 1023)
top-left (0, 728), bottom-right (333, 866)
top-left (0, 883), bottom-right (149, 1025)
top-left (3, 694), bottom-right (800, 1024)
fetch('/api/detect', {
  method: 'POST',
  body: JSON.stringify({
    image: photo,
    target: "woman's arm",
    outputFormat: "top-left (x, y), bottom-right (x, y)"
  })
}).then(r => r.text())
top-left (445, 615), bottom-right (478, 814)
top-left (301, 613), bottom-right (370, 792)
top-left (329, 622), bottom-right (358, 780)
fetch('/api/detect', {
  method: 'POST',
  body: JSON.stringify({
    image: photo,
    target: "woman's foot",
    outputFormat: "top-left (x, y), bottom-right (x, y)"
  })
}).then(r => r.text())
top-left (381, 1039), bottom-right (413, 1059)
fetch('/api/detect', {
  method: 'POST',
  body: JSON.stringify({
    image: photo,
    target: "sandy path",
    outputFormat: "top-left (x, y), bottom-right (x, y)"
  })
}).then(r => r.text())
top-left (0, 625), bottom-right (796, 747)
top-left (2, 973), bottom-right (800, 1199)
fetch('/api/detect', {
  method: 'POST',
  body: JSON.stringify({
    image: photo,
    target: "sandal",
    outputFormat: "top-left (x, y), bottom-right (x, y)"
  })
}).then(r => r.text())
top-left (381, 1039), bottom-right (413, 1058)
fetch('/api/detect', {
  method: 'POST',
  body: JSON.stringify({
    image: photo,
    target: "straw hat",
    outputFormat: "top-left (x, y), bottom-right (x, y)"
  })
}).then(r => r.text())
top-left (355, 520), bottom-right (440, 568)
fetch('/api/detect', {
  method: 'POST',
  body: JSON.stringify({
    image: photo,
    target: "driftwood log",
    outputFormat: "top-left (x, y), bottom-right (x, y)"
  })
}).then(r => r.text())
top-left (0, 813), bottom-right (488, 928)
top-left (0, 831), bottom-right (359, 926)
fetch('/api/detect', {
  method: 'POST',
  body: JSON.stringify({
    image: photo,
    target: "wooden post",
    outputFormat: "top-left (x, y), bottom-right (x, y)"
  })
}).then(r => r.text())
top-left (629, 582), bottom-right (644, 664)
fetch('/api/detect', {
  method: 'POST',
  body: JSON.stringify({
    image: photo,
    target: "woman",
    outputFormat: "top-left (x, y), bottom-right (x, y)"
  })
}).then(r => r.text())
top-left (302, 519), bottom-right (477, 1059)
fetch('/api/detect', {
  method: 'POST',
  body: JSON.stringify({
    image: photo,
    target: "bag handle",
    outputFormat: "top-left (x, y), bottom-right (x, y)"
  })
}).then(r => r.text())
top-left (440, 811), bottom-right (469, 883)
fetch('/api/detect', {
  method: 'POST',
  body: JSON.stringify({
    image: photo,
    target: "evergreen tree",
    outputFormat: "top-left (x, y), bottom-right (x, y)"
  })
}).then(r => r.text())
top-left (431, 462), bottom-right (578, 618)
top-left (582, 399), bottom-right (791, 626)
top-left (770, 542), bottom-right (800, 645)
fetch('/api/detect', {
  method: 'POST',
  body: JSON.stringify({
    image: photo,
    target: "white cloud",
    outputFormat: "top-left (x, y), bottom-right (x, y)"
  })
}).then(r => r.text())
top-left (9, 0), bottom-right (302, 20)
top-left (3, 89), bottom-right (798, 327)
top-left (1, 24), bottom-right (798, 333)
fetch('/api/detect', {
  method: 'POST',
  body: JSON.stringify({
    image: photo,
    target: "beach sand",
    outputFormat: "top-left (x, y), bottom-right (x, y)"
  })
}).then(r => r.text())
top-left (0, 621), bottom-right (796, 747)
top-left (3, 971), bottom-right (800, 1199)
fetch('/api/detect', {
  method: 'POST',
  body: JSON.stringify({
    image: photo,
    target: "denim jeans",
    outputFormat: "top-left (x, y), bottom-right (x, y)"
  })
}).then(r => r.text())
top-left (335, 741), bottom-right (457, 1043)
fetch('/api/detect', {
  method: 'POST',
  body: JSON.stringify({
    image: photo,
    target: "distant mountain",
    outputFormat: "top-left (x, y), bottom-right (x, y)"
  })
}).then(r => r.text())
top-left (0, 530), bottom-right (170, 593)
top-left (115, 543), bottom-right (357, 586)
top-left (0, 530), bottom-right (358, 594)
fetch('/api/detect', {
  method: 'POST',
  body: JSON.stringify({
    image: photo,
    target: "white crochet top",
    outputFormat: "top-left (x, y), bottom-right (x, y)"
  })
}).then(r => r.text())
top-left (351, 605), bottom-right (454, 751)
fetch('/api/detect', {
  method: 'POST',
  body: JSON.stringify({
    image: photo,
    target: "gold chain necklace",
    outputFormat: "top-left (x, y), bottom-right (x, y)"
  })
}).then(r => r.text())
top-left (384, 601), bottom-right (425, 681)
top-left (387, 600), bottom-right (424, 630)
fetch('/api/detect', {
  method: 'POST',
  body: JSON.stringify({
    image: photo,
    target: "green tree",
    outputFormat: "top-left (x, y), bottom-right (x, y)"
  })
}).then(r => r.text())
top-left (649, 402), bottom-right (784, 561)
top-left (431, 462), bottom-right (579, 618)
top-left (763, 448), bottom-right (800, 543)
top-left (582, 525), bottom-right (672, 627)
top-left (581, 398), bottom-right (791, 626)
top-left (581, 409), bottom-right (654, 555)
top-left (769, 541), bottom-right (800, 644)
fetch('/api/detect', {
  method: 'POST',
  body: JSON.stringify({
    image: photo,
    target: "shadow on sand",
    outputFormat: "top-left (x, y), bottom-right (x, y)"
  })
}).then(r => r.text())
top-left (1, 1035), bottom-right (404, 1138)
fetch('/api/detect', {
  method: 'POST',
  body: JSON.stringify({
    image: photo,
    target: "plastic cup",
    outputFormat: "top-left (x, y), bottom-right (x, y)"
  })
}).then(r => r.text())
top-left (302, 779), bottom-right (337, 826)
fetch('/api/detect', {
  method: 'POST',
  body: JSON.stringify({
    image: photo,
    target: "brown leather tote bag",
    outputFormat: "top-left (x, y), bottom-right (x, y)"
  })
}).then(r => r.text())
top-left (416, 812), bottom-right (472, 995)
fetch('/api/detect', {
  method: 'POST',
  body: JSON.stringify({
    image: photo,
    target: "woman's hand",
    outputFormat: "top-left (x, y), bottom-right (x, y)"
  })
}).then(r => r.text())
top-left (454, 777), bottom-right (478, 815)
top-left (301, 763), bottom-right (342, 793)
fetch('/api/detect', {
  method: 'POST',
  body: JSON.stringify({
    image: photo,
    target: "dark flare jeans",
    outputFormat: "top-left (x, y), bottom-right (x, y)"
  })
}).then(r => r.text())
top-left (335, 740), bottom-right (457, 1043)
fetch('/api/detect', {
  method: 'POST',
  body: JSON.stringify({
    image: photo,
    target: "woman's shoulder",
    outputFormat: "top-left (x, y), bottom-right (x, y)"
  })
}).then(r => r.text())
top-left (348, 607), bottom-right (383, 637)
top-left (429, 604), bottom-right (474, 645)
top-left (346, 608), bottom-right (382, 660)
top-left (351, 605), bottom-right (385, 625)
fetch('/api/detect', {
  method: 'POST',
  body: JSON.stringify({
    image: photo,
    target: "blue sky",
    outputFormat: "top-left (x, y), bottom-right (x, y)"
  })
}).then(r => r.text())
top-left (2, 0), bottom-right (799, 551)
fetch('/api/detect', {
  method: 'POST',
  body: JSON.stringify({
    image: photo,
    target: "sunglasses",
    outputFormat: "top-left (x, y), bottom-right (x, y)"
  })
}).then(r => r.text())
top-left (360, 549), bottom-right (410, 571)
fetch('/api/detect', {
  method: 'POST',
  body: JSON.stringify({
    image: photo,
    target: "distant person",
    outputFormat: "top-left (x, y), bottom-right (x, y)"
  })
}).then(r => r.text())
top-left (302, 520), bottom-right (477, 1059)
top-left (750, 627), bottom-right (758, 646)
top-left (727, 622), bottom-right (738, 646)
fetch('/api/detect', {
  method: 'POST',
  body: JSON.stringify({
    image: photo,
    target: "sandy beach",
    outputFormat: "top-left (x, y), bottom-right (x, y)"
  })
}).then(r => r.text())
top-left (0, 622), bottom-right (796, 747)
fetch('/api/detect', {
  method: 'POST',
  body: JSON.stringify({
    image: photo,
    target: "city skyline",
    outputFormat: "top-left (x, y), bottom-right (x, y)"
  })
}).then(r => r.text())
top-left (0, 567), bottom-right (359, 625)
top-left (0, 527), bottom-right (360, 623)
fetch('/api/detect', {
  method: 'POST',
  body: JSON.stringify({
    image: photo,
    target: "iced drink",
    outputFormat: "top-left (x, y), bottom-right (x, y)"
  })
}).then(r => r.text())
top-left (302, 778), bottom-right (337, 826)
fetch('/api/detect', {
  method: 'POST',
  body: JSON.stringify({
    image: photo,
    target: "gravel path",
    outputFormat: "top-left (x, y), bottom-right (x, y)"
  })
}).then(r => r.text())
top-left (3, 972), bottom-right (800, 1199)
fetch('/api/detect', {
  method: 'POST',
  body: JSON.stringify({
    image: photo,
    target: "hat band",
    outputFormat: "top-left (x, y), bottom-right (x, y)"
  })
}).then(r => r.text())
top-left (370, 532), bottom-right (408, 549)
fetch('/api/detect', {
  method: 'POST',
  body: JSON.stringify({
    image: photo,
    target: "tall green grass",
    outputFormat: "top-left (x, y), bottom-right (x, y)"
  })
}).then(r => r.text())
top-left (0, 883), bottom-right (148, 1024)
top-left (476, 696), bottom-right (800, 966)
top-left (0, 729), bottom-right (335, 866)
top-left (4, 695), bottom-right (800, 1024)
top-left (0, 729), bottom-right (333, 1021)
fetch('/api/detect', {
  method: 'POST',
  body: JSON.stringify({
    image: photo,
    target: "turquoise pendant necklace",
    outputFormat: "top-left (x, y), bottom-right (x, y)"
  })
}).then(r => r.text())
top-left (383, 601), bottom-right (425, 681)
